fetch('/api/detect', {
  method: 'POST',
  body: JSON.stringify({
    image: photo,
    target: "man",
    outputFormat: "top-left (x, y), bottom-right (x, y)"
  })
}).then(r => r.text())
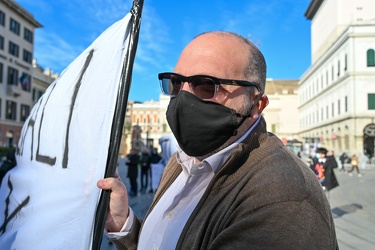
top-left (339, 152), bottom-right (348, 171)
top-left (310, 148), bottom-right (339, 192)
top-left (125, 148), bottom-right (140, 197)
top-left (139, 148), bottom-right (151, 193)
top-left (98, 31), bottom-right (338, 249)
top-left (148, 147), bottom-right (162, 193)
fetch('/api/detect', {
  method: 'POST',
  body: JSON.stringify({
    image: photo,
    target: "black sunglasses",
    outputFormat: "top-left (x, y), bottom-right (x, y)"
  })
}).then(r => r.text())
top-left (158, 72), bottom-right (260, 100)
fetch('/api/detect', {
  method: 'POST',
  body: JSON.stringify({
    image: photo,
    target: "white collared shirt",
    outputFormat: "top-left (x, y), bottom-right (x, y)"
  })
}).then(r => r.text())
top-left (108, 118), bottom-right (261, 249)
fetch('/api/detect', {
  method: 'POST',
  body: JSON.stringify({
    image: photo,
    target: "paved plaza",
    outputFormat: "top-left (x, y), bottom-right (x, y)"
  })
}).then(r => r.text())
top-left (101, 160), bottom-right (375, 249)
top-left (329, 165), bottom-right (375, 250)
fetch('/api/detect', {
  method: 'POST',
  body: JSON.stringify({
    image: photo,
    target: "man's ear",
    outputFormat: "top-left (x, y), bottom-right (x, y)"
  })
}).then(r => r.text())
top-left (251, 94), bottom-right (269, 118)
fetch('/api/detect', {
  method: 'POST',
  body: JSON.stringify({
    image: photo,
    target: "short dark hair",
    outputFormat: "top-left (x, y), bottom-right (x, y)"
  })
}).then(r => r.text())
top-left (316, 147), bottom-right (328, 155)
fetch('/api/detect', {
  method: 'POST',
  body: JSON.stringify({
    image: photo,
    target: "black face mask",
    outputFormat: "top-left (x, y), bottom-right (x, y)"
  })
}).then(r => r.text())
top-left (166, 91), bottom-right (251, 157)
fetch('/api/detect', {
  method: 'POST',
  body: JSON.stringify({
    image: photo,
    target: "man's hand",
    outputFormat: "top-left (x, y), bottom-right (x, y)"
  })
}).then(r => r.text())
top-left (97, 174), bottom-right (129, 232)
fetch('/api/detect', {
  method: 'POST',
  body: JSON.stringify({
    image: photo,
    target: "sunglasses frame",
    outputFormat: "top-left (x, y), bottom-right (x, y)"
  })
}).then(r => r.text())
top-left (158, 72), bottom-right (260, 99)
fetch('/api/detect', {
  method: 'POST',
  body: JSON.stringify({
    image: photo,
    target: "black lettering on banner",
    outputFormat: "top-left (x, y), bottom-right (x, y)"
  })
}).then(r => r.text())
top-left (0, 176), bottom-right (30, 235)
top-left (35, 83), bottom-right (58, 166)
top-left (62, 49), bottom-right (94, 169)
top-left (17, 81), bottom-right (57, 164)
top-left (15, 49), bottom-right (94, 168)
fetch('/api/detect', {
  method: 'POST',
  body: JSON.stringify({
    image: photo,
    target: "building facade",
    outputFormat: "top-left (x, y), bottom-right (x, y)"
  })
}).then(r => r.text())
top-left (120, 95), bottom-right (172, 156)
top-left (0, 0), bottom-right (42, 147)
top-left (31, 59), bottom-right (58, 107)
top-left (263, 79), bottom-right (300, 142)
top-left (299, 0), bottom-right (375, 157)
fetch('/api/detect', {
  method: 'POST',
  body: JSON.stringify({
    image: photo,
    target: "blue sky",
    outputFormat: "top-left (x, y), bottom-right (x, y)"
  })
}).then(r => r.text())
top-left (16, 0), bottom-right (312, 102)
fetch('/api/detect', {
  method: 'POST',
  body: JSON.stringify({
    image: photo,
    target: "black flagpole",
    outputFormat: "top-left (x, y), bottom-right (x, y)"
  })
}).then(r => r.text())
top-left (92, 0), bottom-right (144, 249)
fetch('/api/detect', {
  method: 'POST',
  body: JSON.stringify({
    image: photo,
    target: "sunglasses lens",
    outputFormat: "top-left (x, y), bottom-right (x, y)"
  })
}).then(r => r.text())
top-left (190, 77), bottom-right (216, 99)
top-left (161, 74), bottom-right (182, 96)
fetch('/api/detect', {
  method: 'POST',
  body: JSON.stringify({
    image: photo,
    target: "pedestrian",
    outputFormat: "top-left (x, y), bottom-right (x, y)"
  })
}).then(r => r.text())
top-left (310, 148), bottom-right (339, 193)
top-left (339, 152), bottom-right (348, 172)
top-left (98, 31), bottom-right (338, 249)
top-left (139, 148), bottom-right (151, 193)
top-left (149, 147), bottom-right (162, 193)
top-left (159, 133), bottom-right (178, 165)
top-left (348, 154), bottom-right (361, 177)
top-left (0, 150), bottom-right (17, 185)
top-left (125, 148), bottom-right (140, 196)
top-left (358, 151), bottom-right (368, 170)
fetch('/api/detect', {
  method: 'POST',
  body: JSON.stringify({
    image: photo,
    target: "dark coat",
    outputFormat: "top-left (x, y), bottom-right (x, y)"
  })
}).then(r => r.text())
top-left (126, 154), bottom-right (140, 179)
top-left (323, 156), bottom-right (339, 191)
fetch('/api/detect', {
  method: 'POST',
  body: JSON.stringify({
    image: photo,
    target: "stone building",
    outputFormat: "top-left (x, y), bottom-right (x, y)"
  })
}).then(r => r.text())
top-left (0, 0), bottom-right (42, 147)
top-left (299, 0), bottom-right (375, 157)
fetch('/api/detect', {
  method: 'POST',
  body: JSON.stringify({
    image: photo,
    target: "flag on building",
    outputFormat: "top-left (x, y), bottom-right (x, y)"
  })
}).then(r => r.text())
top-left (0, 0), bottom-right (143, 248)
top-left (19, 73), bottom-right (31, 91)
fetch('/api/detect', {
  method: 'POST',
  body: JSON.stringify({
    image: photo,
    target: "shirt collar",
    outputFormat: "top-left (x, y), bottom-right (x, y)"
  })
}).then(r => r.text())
top-left (176, 117), bottom-right (261, 175)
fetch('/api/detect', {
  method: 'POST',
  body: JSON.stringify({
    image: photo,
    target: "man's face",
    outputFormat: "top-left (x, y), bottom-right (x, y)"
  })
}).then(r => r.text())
top-left (173, 33), bottom-right (252, 113)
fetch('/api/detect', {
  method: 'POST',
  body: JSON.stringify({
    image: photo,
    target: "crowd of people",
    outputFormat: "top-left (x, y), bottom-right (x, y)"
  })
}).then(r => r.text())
top-left (338, 151), bottom-right (370, 177)
top-left (124, 133), bottom-right (178, 197)
top-left (124, 147), bottom-right (163, 197)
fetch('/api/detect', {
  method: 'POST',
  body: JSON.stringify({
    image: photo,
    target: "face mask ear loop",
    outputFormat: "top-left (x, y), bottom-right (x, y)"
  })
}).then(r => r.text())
top-left (233, 92), bottom-right (263, 135)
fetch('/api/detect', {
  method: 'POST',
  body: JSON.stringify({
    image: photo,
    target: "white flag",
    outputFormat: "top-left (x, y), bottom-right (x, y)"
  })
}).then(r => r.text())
top-left (0, 13), bottom-right (132, 249)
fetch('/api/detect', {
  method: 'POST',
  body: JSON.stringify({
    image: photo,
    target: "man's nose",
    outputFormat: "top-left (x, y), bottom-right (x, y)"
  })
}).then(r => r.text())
top-left (180, 82), bottom-right (191, 93)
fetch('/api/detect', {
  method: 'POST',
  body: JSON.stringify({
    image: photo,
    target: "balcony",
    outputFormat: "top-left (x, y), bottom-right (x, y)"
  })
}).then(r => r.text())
top-left (7, 85), bottom-right (21, 97)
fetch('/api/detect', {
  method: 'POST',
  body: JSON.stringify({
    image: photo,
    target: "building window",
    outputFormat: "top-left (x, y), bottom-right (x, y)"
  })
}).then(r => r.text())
top-left (331, 66), bottom-right (334, 81)
top-left (6, 100), bottom-right (17, 120)
top-left (332, 103), bottom-right (334, 116)
top-left (24, 28), bottom-right (33, 43)
top-left (0, 10), bottom-right (5, 26)
top-left (345, 96), bottom-right (348, 112)
top-left (337, 60), bottom-right (340, 76)
top-left (0, 63), bottom-right (3, 83)
top-left (367, 49), bottom-right (375, 67)
top-left (23, 49), bottom-right (32, 64)
top-left (0, 35), bottom-right (3, 50)
top-left (0, 63), bottom-right (3, 84)
top-left (368, 94), bottom-right (375, 110)
top-left (9, 18), bottom-right (20, 35)
top-left (7, 67), bottom-right (18, 85)
top-left (20, 104), bottom-right (30, 121)
top-left (9, 41), bottom-right (19, 57)
top-left (326, 106), bottom-right (328, 119)
top-left (338, 99), bottom-right (341, 115)
top-left (344, 54), bottom-right (347, 71)
top-left (32, 89), bottom-right (43, 101)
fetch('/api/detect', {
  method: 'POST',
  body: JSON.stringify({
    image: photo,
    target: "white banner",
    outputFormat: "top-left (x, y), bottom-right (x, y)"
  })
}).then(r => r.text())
top-left (0, 13), bottom-right (132, 249)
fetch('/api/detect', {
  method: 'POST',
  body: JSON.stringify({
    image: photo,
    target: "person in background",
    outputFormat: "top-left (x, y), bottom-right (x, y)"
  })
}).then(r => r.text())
top-left (339, 152), bottom-right (348, 172)
top-left (0, 150), bottom-right (17, 186)
top-left (139, 148), bottom-right (151, 193)
top-left (98, 31), bottom-right (338, 249)
top-left (125, 148), bottom-right (140, 197)
top-left (358, 151), bottom-right (368, 170)
top-left (348, 154), bottom-right (361, 177)
top-left (149, 147), bottom-right (162, 193)
top-left (310, 148), bottom-right (339, 192)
